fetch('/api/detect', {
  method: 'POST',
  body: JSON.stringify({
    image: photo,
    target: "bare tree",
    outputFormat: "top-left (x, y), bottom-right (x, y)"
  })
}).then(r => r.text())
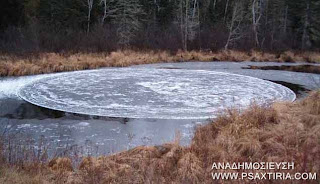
top-left (302, 0), bottom-right (311, 49)
top-left (87, 0), bottom-right (94, 33)
top-left (101, 0), bottom-right (108, 24)
top-left (213, 0), bottom-right (217, 10)
top-left (178, 0), bottom-right (188, 51)
top-left (184, 0), bottom-right (188, 51)
top-left (251, 0), bottom-right (265, 48)
top-left (223, 0), bottom-right (230, 22)
top-left (100, 0), bottom-right (118, 25)
top-left (283, 5), bottom-right (288, 34)
top-left (189, 0), bottom-right (200, 41)
top-left (225, 1), bottom-right (244, 50)
top-left (177, 0), bottom-right (200, 51)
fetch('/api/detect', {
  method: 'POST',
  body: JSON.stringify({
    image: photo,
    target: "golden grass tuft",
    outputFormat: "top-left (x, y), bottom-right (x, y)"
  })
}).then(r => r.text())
top-left (176, 152), bottom-right (204, 183)
top-left (49, 158), bottom-right (73, 173)
top-left (0, 167), bottom-right (48, 184)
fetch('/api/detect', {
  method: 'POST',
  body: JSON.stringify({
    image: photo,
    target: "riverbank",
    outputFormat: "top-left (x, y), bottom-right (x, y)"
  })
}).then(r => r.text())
top-left (0, 91), bottom-right (319, 183)
top-left (244, 65), bottom-right (320, 74)
top-left (1, 50), bottom-right (320, 77)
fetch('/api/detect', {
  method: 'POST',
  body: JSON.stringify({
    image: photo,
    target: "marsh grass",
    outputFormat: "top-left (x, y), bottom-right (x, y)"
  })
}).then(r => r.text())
top-left (1, 50), bottom-right (319, 77)
top-left (245, 65), bottom-right (320, 74)
top-left (0, 91), bottom-right (319, 183)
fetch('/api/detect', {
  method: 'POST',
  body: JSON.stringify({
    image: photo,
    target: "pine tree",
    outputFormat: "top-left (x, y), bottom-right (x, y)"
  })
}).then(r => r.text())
top-left (113, 0), bottom-right (144, 46)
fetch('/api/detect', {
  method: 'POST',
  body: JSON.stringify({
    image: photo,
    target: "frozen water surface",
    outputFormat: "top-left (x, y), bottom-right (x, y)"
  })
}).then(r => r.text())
top-left (134, 62), bottom-right (320, 90)
top-left (18, 68), bottom-right (295, 119)
top-left (1, 62), bottom-right (318, 155)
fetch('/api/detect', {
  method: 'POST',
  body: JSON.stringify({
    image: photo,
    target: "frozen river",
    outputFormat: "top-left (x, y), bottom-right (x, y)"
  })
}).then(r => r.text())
top-left (18, 68), bottom-right (295, 119)
top-left (0, 62), bottom-right (319, 156)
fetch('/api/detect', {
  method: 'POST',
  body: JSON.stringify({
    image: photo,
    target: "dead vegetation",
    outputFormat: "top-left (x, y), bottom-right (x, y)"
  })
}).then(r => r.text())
top-left (245, 64), bottom-right (320, 74)
top-left (0, 50), bottom-right (320, 77)
top-left (0, 91), bottom-right (320, 183)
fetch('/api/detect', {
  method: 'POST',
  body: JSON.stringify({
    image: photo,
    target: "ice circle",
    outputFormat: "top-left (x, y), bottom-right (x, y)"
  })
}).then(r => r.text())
top-left (18, 68), bottom-right (296, 119)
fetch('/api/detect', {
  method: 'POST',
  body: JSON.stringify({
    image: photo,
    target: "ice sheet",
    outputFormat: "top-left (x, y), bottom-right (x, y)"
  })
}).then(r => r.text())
top-left (18, 68), bottom-right (296, 119)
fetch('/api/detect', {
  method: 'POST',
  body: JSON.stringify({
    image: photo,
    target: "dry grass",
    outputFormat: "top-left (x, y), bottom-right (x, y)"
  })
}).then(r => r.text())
top-left (0, 91), bottom-right (319, 183)
top-left (245, 65), bottom-right (320, 74)
top-left (0, 167), bottom-right (47, 184)
top-left (1, 50), bottom-right (320, 77)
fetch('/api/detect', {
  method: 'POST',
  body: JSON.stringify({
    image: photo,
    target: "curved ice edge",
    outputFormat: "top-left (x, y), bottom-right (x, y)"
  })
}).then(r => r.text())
top-left (17, 68), bottom-right (296, 120)
top-left (18, 91), bottom-right (213, 120)
top-left (158, 68), bottom-right (297, 103)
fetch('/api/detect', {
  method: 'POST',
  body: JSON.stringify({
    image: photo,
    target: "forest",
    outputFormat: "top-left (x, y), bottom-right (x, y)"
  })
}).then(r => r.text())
top-left (0, 1), bottom-right (320, 183)
top-left (0, 0), bottom-right (320, 55)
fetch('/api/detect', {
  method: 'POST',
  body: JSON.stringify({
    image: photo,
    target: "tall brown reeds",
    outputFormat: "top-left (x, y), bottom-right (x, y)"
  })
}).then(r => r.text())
top-left (1, 50), bottom-right (320, 77)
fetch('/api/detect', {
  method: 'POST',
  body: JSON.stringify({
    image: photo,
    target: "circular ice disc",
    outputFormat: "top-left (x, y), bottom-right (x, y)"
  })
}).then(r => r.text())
top-left (18, 68), bottom-right (296, 119)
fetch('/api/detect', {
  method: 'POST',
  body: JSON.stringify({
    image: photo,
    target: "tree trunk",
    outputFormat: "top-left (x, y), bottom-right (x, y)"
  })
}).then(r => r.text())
top-left (283, 5), bottom-right (288, 34)
top-left (302, 0), bottom-right (311, 49)
top-left (180, 0), bottom-right (184, 50)
top-left (184, 0), bottom-right (188, 51)
top-left (87, 0), bottom-right (93, 33)
top-left (253, 24), bottom-right (260, 47)
top-left (101, 0), bottom-right (107, 25)
top-left (198, 1), bottom-right (201, 50)
top-left (223, 0), bottom-right (230, 22)
top-left (252, 0), bottom-right (260, 48)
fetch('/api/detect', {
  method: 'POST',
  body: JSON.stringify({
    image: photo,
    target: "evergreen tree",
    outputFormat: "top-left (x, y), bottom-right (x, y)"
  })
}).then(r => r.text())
top-left (113, 0), bottom-right (145, 46)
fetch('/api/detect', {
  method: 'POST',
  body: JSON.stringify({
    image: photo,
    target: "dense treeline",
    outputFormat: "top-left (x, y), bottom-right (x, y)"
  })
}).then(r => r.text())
top-left (0, 0), bottom-right (319, 54)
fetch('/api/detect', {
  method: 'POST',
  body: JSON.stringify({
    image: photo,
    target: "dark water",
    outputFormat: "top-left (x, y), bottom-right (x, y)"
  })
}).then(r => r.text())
top-left (242, 65), bottom-right (320, 74)
top-left (0, 97), bottom-right (202, 157)
top-left (270, 80), bottom-right (310, 98)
